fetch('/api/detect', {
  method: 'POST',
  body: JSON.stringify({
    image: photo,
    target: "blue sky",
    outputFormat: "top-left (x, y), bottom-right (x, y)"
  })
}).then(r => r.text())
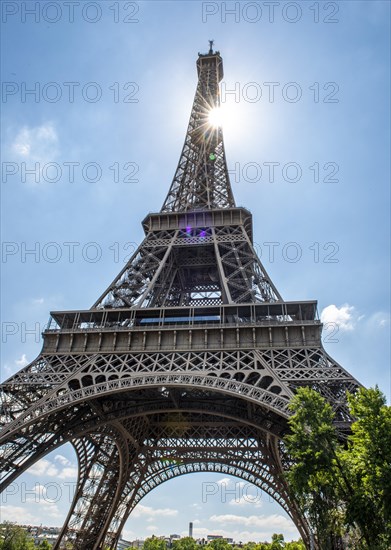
top-left (1, 0), bottom-right (390, 543)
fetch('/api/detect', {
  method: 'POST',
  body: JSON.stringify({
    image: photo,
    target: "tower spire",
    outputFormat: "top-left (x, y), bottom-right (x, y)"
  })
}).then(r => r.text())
top-left (92, 48), bottom-right (281, 309)
top-left (161, 47), bottom-right (235, 212)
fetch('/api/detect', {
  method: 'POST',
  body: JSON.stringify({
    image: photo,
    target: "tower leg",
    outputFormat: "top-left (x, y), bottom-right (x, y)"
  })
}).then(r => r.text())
top-left (53, 430), bottom-right (127, 550)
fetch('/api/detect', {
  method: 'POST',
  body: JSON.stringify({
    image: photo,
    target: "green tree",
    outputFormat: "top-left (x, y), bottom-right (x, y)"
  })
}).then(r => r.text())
top-left (341, 387), bottom-right (391, 548)
top-left (143, 536), bottom-right (167, 550)
top-left (285, 386), bottom-right (391, 549)
top-left (205, 540), bottom-right (231, 550)
top-left (172, 538), bottom-right (197, 550)
top-left (284, 387), bottom-right (343, 549)
top-left (284, 541), bottom-right (305, 550)
top-left (0, 523), bottom-right (35, 550)
top-left (269, 534), bottom-right (285, 549)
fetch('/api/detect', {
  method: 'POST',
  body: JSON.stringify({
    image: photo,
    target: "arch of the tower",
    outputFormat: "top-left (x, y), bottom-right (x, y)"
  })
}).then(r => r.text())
top-left (1, 379), bottom-right (311, 549)
top-left (0, 381), bottom-right (288, 488)
top-left (1, 341), bottom-right (359, 439)
top-left (0, 348), bottom-right (295, 442)
top-left (0, 370), bottom-right (292, 486)
top-left (45, 408), bottom-right (308, 549)
top-left (104, 458), bottom-right (308, 549)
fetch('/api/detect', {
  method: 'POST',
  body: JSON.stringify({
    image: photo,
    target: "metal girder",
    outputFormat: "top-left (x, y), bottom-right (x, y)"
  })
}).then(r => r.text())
top-left (53, 430), bottom-right (125, 549)
top-left (0, 342), bottom-right (360, 493)
top-left (93, 220), bottom-right (280, 309)
top-left (105, 429), bottom-right (308, 548)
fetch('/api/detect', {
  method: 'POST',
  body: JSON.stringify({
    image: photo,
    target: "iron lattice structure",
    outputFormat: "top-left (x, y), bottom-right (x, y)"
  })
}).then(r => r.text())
top-left (1, 47), bottom-right (361, 549)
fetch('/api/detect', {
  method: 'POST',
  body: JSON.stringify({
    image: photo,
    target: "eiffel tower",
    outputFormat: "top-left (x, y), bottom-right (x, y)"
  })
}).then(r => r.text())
top-left (1, 44), bottom-right (361, 549)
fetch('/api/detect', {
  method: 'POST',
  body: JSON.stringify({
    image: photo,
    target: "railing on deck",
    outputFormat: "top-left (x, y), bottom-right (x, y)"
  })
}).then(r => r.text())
top-left (45, 301), bottom-right (320, 333)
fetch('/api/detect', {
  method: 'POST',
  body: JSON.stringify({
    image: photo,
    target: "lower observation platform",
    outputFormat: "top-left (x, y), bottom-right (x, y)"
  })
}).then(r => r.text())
top-left (42, 301), bottom-right (321, 355)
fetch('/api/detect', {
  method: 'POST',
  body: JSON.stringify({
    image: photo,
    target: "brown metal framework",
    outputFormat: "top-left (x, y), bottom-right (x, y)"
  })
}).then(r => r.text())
top-left (0, 47), bottom-right (361, 549)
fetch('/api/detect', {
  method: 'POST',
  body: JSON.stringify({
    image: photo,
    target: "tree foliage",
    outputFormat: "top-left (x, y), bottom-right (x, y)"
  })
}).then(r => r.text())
top-left (231, 538), bottom-right (304, 550)
top-left (174, 537), bottom-right (304, 550)
top-left (284, 542), bottom-right (305, 550)
top-left (173, 537), bottom-right (198, 550)
top-left (0, 523), bottom-right (36, 550)
top-left (285, 387), bottom-right (343, 548)
top-left (341, 387), bottom-right (391, 548)
top-left (205, 540), bottom-right (232, 550)
top-left (143, 536), bottom-right (167, 550)
top-left (285, 386), bottom-right (391, 549)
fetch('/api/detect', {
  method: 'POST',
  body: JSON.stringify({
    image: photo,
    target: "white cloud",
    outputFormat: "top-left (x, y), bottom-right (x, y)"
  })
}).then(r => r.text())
top-left (368, 312), bottom-right (390, 328)
top-left (11, 123), bottom-right (59, 164)
top-left (42, 504), bottom-right (62, 518)
top-left (229, 495), bottom-right (262, 508)
top-left (0, 505), bottom-right (40, 524)
top-left (28, 458), bottom-right (59, 477)
top-left (55, 454), bottom-right (71, 466)
top-left (216, 477), bottom-right (231, 486)
top-left (321, 304), bottom-right (356, 331)
top-left (121, 528), bottom-right (135, 540)
top-left (25, 487), bottom-right (63, 519)
top-left (146, 525), bottom-right (158, 532)
top-left (132, 504), bottom-right (178, 518)
top-left (57, 466), bottom-right (78, 480)
top-left (15, 354), bottom-right (28, 367)
top-left (209, 513), bottom-right (295, 531)
top-left (26, 457), bottom-right (77, 480)
top-left (321, 307), bottom-right (390, 339)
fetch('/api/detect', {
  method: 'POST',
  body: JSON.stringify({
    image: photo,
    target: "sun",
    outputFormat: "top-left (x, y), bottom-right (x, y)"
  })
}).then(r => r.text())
top-left (208, 106), bottom-right (224, 128)
top-left (207, 104), bottom-right (239, 135)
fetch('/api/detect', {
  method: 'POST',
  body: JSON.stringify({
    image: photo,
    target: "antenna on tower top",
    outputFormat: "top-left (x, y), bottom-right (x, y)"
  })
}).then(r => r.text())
top-left (208, 39), bottom-right (214, 54)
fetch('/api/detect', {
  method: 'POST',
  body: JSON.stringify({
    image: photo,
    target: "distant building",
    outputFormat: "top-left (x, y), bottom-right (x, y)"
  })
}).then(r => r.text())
top-left (128, 539), bottom-right (144, 549)
top-left (189, 522), bottom-right (193, 538)
top-left (117, 538), bottom-right (133, 550)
